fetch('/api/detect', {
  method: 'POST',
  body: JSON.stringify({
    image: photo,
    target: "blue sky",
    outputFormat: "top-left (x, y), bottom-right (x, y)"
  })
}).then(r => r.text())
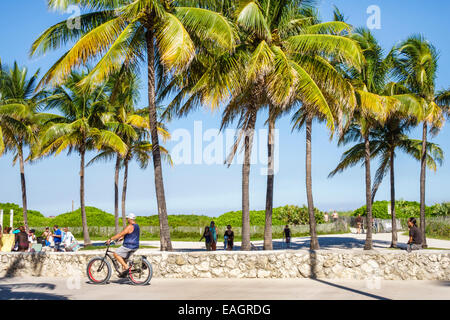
top-left (0, 0), bottom-right (449, 217)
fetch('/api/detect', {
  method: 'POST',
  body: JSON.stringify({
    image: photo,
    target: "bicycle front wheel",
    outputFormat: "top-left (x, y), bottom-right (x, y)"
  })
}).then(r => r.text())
top-left (87, 257), bottom-right (112, 284)
top-left (128, 258), bottom-right (153, 286)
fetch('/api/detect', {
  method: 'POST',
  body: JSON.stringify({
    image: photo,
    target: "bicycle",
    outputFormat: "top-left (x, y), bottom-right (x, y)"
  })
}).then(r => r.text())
top-left (86, 241), bottom-right (153, 286)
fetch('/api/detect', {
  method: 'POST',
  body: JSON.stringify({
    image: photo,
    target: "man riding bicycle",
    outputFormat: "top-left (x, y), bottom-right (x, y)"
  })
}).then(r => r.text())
top-left (106, 213), bottom-right (140, 278)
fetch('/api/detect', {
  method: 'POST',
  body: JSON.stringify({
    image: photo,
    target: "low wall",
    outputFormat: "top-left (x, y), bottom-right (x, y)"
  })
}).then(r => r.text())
top-left (1, 250), bottom-right (448, 280)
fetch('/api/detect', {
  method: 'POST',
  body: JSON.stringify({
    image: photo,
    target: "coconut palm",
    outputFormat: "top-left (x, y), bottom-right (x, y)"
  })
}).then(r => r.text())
top-left (39, 72), bottom-right (127, 246)
top-left (0, 62), bottom-right (57, 231)
top-left (330, 28), bottom-right (399, 250)
top-left (31, 0), bottom-right (236, 251)
top-left (329, 115), bottom-right (443, 247)
top-left (159, 1), bottom-right (363, 250)
top-left (104, 69), bottom-right (147, 232)
top-left (392, 35), bottom-right (450, 247)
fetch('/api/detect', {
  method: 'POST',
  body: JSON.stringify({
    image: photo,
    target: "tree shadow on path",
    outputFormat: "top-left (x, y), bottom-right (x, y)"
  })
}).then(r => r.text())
top-left (308, 250), bottom-right (390, 300)
top-left (0, 281), bottom-right (68, 300)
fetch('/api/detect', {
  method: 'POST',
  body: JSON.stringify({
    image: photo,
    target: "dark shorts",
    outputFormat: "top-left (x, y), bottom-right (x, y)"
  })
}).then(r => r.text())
top-left (286, 237), bottom-right (291, 243)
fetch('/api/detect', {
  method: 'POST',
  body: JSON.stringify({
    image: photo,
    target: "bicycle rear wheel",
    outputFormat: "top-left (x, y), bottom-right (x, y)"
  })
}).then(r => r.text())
top-left (87, 257), bottom-right (112, 284)
top-left (128, 258), bottom-right (153, 286)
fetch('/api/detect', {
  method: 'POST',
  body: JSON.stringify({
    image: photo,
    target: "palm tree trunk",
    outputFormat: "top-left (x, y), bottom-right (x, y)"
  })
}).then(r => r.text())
top-left (420, 122), bottom-right (427, 248)
top-left (390, 148), bottom-right (397, 247)
top-left (363, 133), bottom-right (373, 250)
top-left (80, 146), bottom-right (91, 246)
top-left (114, 154), bottom-right (120, 233)
top-left (121, 158), bottom-right (129, 229)
top-left (264, 117), bottom-right (275, 250)
top-left (146, 23), bottom-right (172, 251)
top-left (306, 118), bottom-right (319, 250)
top-left (18, 145), bottom-right (28, 232)
top-left (241, 109), bottom-right (257, 251)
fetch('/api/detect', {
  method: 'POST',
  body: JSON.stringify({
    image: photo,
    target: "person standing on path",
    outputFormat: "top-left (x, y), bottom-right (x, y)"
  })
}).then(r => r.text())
top-left (283, 225), bottom-right (291, 249)
top-left (209, 221), bottom-right (218, 251)
top-left (324, 212), bottom-right (329, 223)
top-left (406, 217), bottom-right (423, 252)
top-left (355, 214), bottom-right (363, 234)
top-left (199, 226), bottom-right (212, 251)
top-left (224, 225), bottom-right (234, 251)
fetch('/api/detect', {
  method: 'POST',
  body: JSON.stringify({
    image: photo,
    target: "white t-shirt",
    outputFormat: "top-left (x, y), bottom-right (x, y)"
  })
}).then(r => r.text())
top-left (63, 232), bottom-right (75, 246)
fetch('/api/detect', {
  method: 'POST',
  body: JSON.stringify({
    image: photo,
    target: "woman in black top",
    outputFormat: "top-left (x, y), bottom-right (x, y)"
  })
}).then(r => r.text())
top-left (224, 225), bottom-right (234, 250)
top-left (15, 226), bottom-right (29, 252)
top-left (406, 217), bottom-right (423, 252)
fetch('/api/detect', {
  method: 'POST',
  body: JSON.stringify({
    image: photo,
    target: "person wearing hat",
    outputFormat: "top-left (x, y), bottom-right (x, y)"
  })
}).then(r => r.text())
top-left (106, 213), bottom-right (140, 277)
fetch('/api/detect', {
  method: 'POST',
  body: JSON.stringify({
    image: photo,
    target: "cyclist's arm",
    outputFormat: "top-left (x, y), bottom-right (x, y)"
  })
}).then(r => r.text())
top-left (108, 225), bottom-right (133, 243)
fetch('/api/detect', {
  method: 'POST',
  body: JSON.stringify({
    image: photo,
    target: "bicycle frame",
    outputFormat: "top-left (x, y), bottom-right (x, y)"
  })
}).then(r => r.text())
top-left (97, 243), bottom-right (131, 275)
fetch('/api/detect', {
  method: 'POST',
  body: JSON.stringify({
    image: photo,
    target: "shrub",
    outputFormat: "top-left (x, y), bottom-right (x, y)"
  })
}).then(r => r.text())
top-left (0, 202), bottom-right (50, 227)
top-left (429, 202), bottom-right (450, 216)
top-left (353, 200), bottom-right (433, 219)
top-left (277, 205), bottom-right (324, 225)
top-left (215, 208), bottom-right (286, 227)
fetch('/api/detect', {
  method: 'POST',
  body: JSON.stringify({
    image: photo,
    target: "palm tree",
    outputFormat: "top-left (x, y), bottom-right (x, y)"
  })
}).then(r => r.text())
top-left (31, 0), bottom-right (235, 251)
top-left (0, 62), bottom-right (56, 231)
top-left (392, 35), bottom-right (450, 248)
top-left (329, 116), bottom-right (443, 247)
top-left (106, 69), bottom-right (146, 232)
top-left (39, 72), bottom-right (127, 246)
top-left (160, 1), bottom-right (363, 250)
top-left (330, 28), bottom-right (399, 250)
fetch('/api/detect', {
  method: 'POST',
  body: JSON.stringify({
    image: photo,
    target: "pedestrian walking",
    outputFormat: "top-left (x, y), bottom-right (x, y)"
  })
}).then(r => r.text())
top-left (283, 225), bottom-right (291, 249)
top-left (199, 226), bottom-right (212, 251)
top-left (209, 221), bottom-right (218, 251)
top-left (355, 214), bottom-right (363, 234)
top-left (224, 225), bottom-right (234, 251)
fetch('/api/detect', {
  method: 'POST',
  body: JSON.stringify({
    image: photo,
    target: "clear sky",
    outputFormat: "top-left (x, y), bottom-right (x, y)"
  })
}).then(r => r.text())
top-left (0, 0), bottom-right (449, 217)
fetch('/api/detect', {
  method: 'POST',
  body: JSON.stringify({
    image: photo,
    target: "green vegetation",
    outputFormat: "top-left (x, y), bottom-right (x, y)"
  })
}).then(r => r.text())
top-left (0, 203), bottom-right (48, 227)
top-left (401, 217), bottom-right (450, 240)
top-left (352, 200), bottom-right (449, 219)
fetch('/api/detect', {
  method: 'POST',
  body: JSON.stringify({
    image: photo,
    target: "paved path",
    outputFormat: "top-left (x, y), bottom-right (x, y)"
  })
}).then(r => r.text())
top-left (85, 231), bottom-right (450, 252)
top-left (0, 277), bottom-right (448, 300)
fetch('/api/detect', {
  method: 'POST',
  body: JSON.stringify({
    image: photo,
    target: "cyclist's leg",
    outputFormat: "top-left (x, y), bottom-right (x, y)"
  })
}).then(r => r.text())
top-left (114, 246), bottom-right (133, 270)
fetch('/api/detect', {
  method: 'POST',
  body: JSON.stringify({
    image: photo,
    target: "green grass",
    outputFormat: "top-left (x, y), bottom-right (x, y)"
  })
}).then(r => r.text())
top-left (402, 231), bottom-right (450, 241)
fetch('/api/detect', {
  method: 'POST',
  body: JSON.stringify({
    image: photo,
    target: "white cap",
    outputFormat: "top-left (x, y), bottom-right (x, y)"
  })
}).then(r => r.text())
top-left (127, 213), bottom-right (136, 220)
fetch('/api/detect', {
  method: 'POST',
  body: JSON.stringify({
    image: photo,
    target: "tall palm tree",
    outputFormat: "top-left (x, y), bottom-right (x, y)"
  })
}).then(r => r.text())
top-left (105, 69), bottom-right (146, 232)
top-left (329, 116), bottom-right (443, 247)
top-left (331, 28), bottom-right (398, 250)
top-left (392, 35), bottom-right (450, 247)
top-left (160, 1), bottom-right (363, 250)
top-left (31, 0), bottom-right (235, 251)
top-left (0, 62), bottom-right (56, 231)
top-left (39, 72), bottom-right (127, 246)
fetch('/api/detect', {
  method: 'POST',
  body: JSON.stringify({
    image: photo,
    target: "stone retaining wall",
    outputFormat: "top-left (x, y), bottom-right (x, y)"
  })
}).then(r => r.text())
top-left (1, 250), bottom-right (449, 280)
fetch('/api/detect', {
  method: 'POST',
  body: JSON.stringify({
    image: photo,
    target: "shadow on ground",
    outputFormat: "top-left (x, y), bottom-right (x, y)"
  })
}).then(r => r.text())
top-left (174, 236), bottom-right (405, 252)
top-left (0, 281), bottom-right (68, 300)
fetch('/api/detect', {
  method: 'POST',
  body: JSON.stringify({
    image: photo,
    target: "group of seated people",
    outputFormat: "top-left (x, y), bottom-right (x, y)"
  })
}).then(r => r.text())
top-left (0, 224), bottom-right (79, 252)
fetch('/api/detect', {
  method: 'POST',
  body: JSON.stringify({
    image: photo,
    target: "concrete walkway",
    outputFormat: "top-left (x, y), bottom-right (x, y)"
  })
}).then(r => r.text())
top-left (0, 277), bottom-right (448, 300)
top-left (85, 231), bottom-right (450, 252)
